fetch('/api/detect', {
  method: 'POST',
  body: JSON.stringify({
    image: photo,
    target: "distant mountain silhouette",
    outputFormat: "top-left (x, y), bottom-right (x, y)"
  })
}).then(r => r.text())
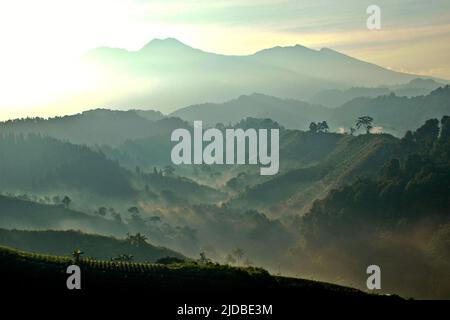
top-left (171, 93), bottom-right (329, 129)
top-left (173, 86), bottom-right (450, 135)
top-left (82, 38), bottom-right (433, 112)
top-left (330, 85), bottom-right (450, 135)
top-left (3, 86), bottom-right (448, 145)
top-left (312, 78), bottom-right (445, 108)
top-left (0, 109), bottom-right (173, 146)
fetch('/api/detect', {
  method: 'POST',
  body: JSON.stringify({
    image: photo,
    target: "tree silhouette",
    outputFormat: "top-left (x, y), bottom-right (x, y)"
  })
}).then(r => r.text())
top-left (317, 121), bottom-right (329, 133)
top-left (309, 122), bottom-right (318, 133)
top-left (355, 116), bottom-right (374, 134)
top-left (126, 232), bottom-right (148, 247)
top-left (62, 196), bottom-right (72, 208)
top-left (97, 207), bottom-right (107, 216)
top-left (310, 121), bottom-right (329, 133)
top-left (72, 249), bottom-right (83, 264)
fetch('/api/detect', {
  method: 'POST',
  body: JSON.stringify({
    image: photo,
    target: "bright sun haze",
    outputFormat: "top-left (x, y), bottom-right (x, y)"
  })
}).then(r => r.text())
top-left (0, 0), bottom-right (449, 120)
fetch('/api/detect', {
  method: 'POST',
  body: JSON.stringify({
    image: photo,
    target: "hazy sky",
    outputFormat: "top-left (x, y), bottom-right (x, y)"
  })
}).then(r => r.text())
top-left (0, 0), bottom-right (449, 120)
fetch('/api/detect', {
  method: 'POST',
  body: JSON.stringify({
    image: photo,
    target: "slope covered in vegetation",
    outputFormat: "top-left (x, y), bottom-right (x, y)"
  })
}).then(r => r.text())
top-left (0, 245), bottom-right (399, 299)
top-left (291, 116), bottom-right (450, 299)
top-left (0, 229), bottom-right (184, 262)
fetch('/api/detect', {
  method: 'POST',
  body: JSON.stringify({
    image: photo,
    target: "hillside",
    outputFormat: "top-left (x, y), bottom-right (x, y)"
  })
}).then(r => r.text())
top-left (0, 109), bottom-right (169, 146)
top-left (228, 132), bottom-right (398, 216)
top-left (291, 116), bottom-right (450, 299)
top-left (172, 87), bottom-right (450, 137)
top-left (0, 245), bottom-right (398, 298)
top-left (0, 132), bottom-right (223, 205)
top-left (331, 85), bottom-right (450, 136)
top-left (0, 229), bottom-right (183, 262)
top-left (0, 133), bottom-right (134, 197)
top-left (171, 93), bottom-right (329, 130)
top-left (0, 195), bottom-right (125, 234)
top-left (311, 78), bottom-right (445, 108)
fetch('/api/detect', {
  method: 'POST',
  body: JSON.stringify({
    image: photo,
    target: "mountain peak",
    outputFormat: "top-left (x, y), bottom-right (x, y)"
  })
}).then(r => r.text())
top-left (254, 43), bottom-right (317, 55)
top-left (140, 37), bottom-right (192, 51)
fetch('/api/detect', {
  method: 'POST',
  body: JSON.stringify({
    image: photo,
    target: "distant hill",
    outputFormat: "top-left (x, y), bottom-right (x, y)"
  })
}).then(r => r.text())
top-left (311, 87), bottom-right (391, 109)
top-left (390, 78), bottom-right (445, 97)
top-left (0, 195), bottom-right (125, 234)
top-left (312, 78), bottom-right (445, 108)
top-left (172, 86), bottom-right (450, 136)
top-left (0, 133), bottom-right (134, 196)
top-left (330, 85), bottom-right (450, 136)
top-left (81, 38), bottom-right (428, 111)
top-left (0, 229), bottom-right (183, 262)
top-left (0, 109), bottom-right (170, 146)
top-left (0, 133), bottom-right (223, 205)
top-left (171, 93), bottom-right (329, 129)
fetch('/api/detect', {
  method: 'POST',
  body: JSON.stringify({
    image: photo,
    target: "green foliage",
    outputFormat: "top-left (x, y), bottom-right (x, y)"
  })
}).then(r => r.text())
top-left (302, 116), bottom-right (450, 238)
top-left (0, 133), bottom-right (134, 196)
top-left (355, 116), bottom-right (374, 134)
top-left (309, 121), bottom-right (329, 133)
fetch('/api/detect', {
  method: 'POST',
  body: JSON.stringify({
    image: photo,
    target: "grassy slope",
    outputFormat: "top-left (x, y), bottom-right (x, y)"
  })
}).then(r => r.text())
top-left (0, 229), bottom-right (184, 262)
top-left (0, 195), bottom-right (125, 234)
top-left (0, 245), bottom-right (400, 298)
top-left (230, 133), bottom-right (398, 215)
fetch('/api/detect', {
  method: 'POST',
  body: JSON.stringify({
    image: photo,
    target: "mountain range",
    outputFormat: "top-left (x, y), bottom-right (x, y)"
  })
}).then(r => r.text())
top-left (82, 38), bottom-right (443, 112)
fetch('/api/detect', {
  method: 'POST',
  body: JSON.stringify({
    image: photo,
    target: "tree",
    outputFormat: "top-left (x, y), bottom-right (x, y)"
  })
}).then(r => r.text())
top-left (309, 122), bottom-right (318, 133)
top-left (439, 116), bottom-right (450, 141)
top-left (96, 206), bottom-right (107, 216)
top-left (355, 116), bottom-right (374, 134)
top-left (382, 158), bottom-right (401, 179)
top-left (414, 118), bottom-right (439, 148)
top-left (72, 249), bottom-right (83, 264)
top-left (349, 127), bottom-right (356, 136)
top-left (62, 196), bottom-right (72, 208)
top-left (126, 232), bottom-right (148, 247)
top-left (310, 121), bottom-right (329, 133)
top-left (317, 121), bottom-right (329, 133)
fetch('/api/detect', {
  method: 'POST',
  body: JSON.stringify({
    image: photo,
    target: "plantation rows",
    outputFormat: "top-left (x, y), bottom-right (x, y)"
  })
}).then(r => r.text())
top-left (0, 245), bottom-right (269, 278)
